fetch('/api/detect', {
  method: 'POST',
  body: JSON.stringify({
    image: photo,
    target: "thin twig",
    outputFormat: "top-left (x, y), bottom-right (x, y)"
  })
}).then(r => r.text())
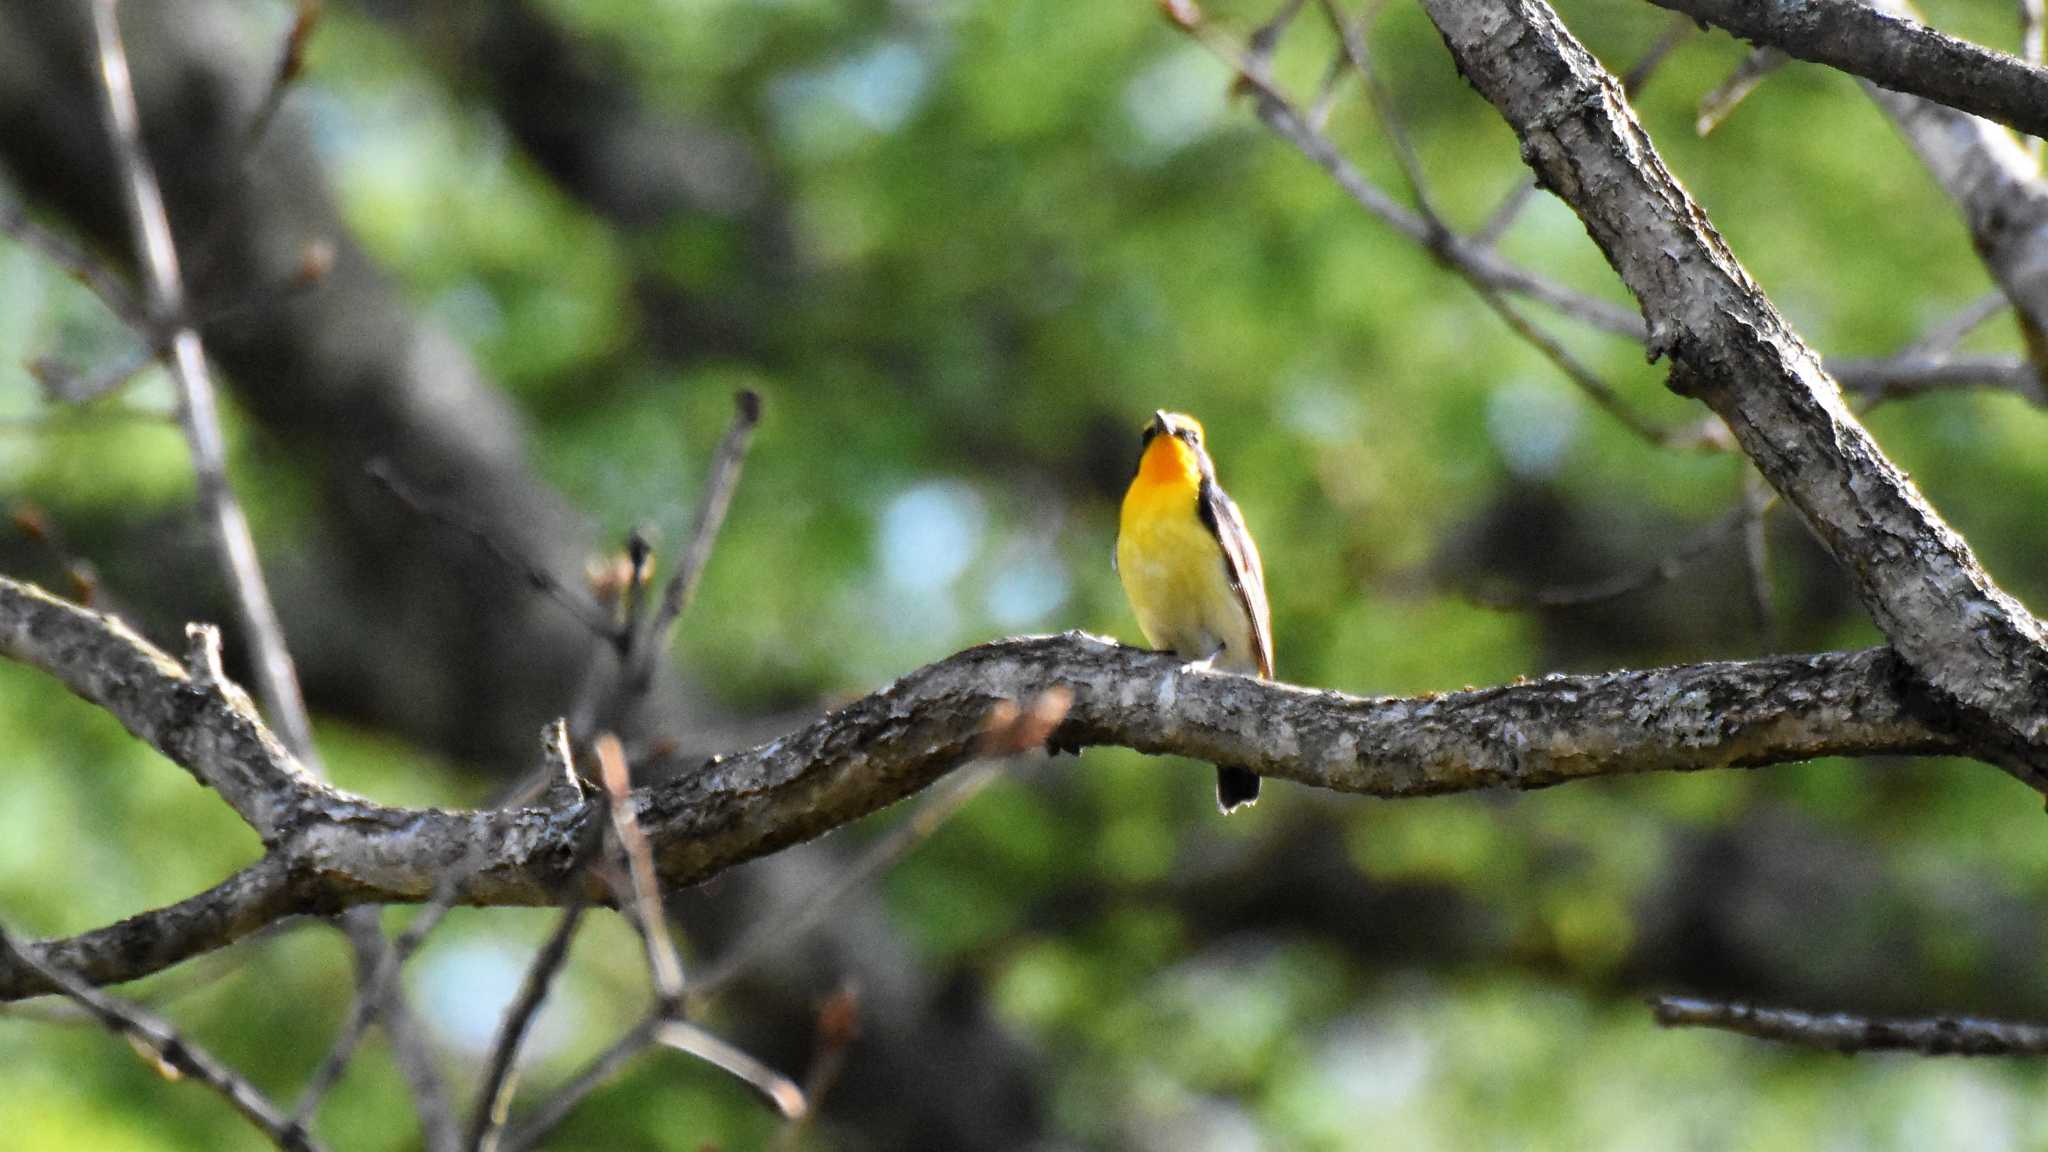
top-left (1174, 15), bottom-right (1647, 339)
top-left (0, 921), bottom-right (324, 1152)
top-left (1904, 290), bottom-right (2012, 358)
top-left (622, 389), bottom-right (762, 701)
top-left (654, 1019), bottom-right (807, 1119)
top-left (1834, 353), bottom-right (2043, 408)
top-left (689, 760), bottom-right (1008, 1004)
top-left (289, 881), bottom-right (461, 1136)
top-left (91, 10), bottom-right (455, 1143)
top-left (1246, 0), bottom-right (1311, 81)
top-left (1464, 503), bottom-right (1758, 610)
top-left (467, 896), bottom-right (590, 1152)
top-left (498, 1017), bottom-right (661, 1152)
top-left (364, 460), bottom-right (617, 641)
top-left (1316, 0), bottom-right (1440, 221)
top-left (1739, 468), bottom-right (1776, 641)
top-left (0, 196), bottom-right (146, 326)
top-left (773, 983), bottom-right (860, 1152)
top-left (90, 0), bottom-right (317, 761)
top-left (692, 691), bottom-right (1065, 1003)
top-left (1196, 8), bottom-right (1675, 443)
top-left (595, 734), bottom-right (685, 1006)
top-left (1468, 275), bottom-right (1682, 446)
top-left (245, 0), bottom-right (322, 153)
top-left (1651, 995), bottom-right (2048, 1055)
top-left (29, 343), bottom-right (158, 407)
top-left (1696, 47), bottom-right (1789, 137)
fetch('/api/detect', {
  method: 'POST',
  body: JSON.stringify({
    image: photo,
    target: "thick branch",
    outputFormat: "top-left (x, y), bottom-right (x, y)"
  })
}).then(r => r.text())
top-left (0, 575), bottom-right (1966, 999)
top-left (1853, 0), bottom-right (2048, 354)
top-left (1418, 0), bottom-right (2048, 786)
top-left (0, 580), bottom-right (310, 838)
top-left (1641, 0), bottom-right (2048, 140)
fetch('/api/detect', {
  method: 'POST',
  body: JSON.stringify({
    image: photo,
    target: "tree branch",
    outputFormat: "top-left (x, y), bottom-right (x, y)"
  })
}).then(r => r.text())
top-left (1640, 0), bottom-right (2048, 141)
top-left (1652, 995), bottom-right (2048, 1055)
top-left (1418, 0), bottom-right (2048, 789)
top-left (89, 0), bottom-right (318, 762)
top-left (0, 579), bottom-right (312, 839)
top-left (0, 572), bottom-right (1969, 999)
top-left (0, 920), bottom-right (322, 1151)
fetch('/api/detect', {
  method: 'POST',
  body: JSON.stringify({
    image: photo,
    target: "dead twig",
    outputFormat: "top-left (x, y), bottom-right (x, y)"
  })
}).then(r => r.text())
top-left (621, 389), bottom-right (763, 702)
top-left (0, 921), bottom-right (323, 1152)
top-left (595, 734), bottom-right (685, 1006)
top-left (467, 896), bottom-right (590, 1152)
top-left (365, 460), bottom-right (618, 641)
top-left (1652, 995), bottom-right (2048, 1055)
top-left (1464, 503), bottom-right (1759, 610)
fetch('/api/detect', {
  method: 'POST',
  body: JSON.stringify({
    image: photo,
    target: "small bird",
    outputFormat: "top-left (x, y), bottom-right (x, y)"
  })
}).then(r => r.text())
top-left (1116, 410), bottom-right (1274, 813)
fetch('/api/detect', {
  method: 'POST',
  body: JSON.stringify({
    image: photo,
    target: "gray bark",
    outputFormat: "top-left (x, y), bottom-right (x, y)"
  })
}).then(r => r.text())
top-left (0, 573), bottom-right (1963, 998)
top-left (1418, 0), bottom-right (2048, 789)
top-left (1642, 0), bottom-right (2048, 140)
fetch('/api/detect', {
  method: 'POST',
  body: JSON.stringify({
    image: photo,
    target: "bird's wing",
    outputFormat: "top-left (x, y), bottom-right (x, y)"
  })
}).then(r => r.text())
top-left (1198, 477), bottom-right (1274, 679)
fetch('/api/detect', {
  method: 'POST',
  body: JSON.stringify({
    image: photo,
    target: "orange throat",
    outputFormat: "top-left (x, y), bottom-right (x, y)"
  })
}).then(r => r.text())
top-left (1132, 435), bottom-right (1200, 493)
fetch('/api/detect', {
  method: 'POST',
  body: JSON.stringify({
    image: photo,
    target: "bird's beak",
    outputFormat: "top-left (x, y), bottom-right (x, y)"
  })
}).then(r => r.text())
top-left (1148, 410), bottom-right (1170, 435)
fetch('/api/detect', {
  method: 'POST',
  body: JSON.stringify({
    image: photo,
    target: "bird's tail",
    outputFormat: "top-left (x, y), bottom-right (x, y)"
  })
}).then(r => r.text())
top-left (1215, 765), bottom-right (1261, 814)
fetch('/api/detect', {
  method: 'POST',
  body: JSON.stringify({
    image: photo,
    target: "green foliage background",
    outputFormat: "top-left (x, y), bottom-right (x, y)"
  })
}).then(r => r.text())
top-left (7, 0), bottom-right (2048, 1147)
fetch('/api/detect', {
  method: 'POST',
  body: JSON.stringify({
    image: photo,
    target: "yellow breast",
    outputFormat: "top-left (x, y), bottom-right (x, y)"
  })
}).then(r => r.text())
top-left (1117, 468), bottom-right (1259, 673)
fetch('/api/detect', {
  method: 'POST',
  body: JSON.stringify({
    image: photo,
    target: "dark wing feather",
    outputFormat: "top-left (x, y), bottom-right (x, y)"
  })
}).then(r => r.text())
top-left (1197, 477), bottom-right (1274, 679)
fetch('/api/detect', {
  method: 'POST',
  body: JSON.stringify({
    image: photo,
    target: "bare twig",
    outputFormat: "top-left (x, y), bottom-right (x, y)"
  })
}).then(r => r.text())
top-left (90, 0), bottom-right (316, 761)
top-left (289, 881), bottom-right (461, 1137)
top-left (29, 343), bottom-right (158, 407)
top-left (498, 1018), bottom-right (659, 1152)
top-left (1285, 2), bottom-right (1684, 446)
top-left (467, 897), bottom-right (590, 1152)
top-left (689, 762), bottom-right (1007, 1004)
top-left (693, 689), bottom-right (1070, 1004)
top-left (595, 734), bottom-right (685, 1006)
top-left (773, 983), bottom-right (860, 1152)
top-left (654, 1019), bottom-right (807, 1119)
top-left (1171, 13), bottom-right (1648, 339)
top-left (1833, 353), bottom-right (2043, 407)
top-left (1739, 469), bottom-right (1777, 641)
top-left (365, 460), bottom-right (617, 641)
top-left (0, 196), bottom-right (145, 326)
top-left (1641, 0), bottom-right (2048, 141)
top-left (1316, 0), bottom-right (1440, 220)
top-left (1904, 291), bottom-right (2011, 358)
top-left (1465, 504), bottom-right (1757, 610)
top-left (0, 921), bottom-right (322, 1152)
top-left (1652, 995), bottom-right (2048, 1055)
top-left (91, 9), bottom-right (454, 1142)
top-left (1695, 47), bottom-right (1789, 136)
top-left (246, 0), bottom-right (322, 153)
top-left (621, 389), bottom-right (763, 700)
